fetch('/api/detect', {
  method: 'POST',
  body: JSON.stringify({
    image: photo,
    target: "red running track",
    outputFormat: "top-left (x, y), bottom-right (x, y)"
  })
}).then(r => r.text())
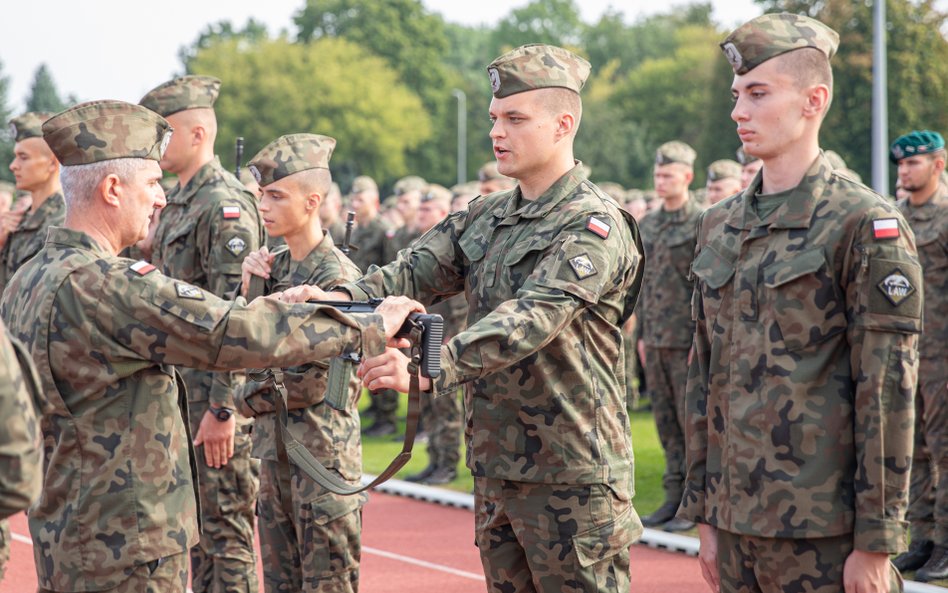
top-left (1, 493), bottom-right (707, 592)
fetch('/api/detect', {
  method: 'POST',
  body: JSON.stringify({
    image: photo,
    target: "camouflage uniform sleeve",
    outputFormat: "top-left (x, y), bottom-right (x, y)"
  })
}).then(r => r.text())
top-left (73, 263), bottom-right (385, 373)
top-left (846, 213), bottom-right (921, 553)
top-left (679, 212), bottom-right (711, 524)
top-left (0, 328), bottom-right (42, 520)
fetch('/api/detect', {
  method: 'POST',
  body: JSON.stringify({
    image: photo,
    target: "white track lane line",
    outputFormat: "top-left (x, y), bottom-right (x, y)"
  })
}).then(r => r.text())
top-left (362, 546), bottom-right (483, 581)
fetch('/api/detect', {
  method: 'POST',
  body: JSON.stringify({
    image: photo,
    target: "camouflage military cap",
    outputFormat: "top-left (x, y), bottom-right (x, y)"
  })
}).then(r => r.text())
top-left (478, 161), bottom-right (510, 182)
top-left (736, 146), bottom-right (759, 165)
top-left (42, 100), bottom-right (172, 166)
top-left (9, 112), bottom-right (53, 142)
top-left (890, 130), bottom-right (945, 163)
top-left (139, 75), bottom-right (221, 117)
top-left (422, 183), bottom-right (452, 203)
top-left (707, 159), bottom-right (742, 181)
top-left (656, 141), bottom-right (696, 167)
top-left (247, 133), bottom-right (336, 187)
top-left (394, 175), bottom-right (427, 195)
top-left (721, 13), bottom-right (839, 75)
top-left (349, 175), bottom-right (377, 195)
top-left (487, 44), bottom-right (591, 99)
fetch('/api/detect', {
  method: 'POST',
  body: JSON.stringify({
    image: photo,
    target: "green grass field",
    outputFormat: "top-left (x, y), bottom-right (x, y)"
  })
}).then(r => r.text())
top-left (358, 392), bottom-right (666, 516)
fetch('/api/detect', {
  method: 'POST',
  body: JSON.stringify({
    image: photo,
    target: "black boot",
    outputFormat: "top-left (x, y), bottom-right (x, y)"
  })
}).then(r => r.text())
top-left (641, 500), bottom-right (679, 528)
top-left (916, 544), bottom-right (948, 582)
top-left (363, 419), bottom-right (397, 437)
top-left (662, 517), bottom-right (695, 533)
top-left (404, 464), bottom-right (436, 483)
top-left (893, 539), bottom-right (933, 572)
top-left (421, 466), bottom-right (457, 485)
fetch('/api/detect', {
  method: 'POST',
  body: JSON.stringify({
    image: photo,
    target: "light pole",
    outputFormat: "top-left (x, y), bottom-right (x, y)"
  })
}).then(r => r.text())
top-left (452, 89), bottom-right (467, 186)
top-left (872, 0), bottom-right (888, 194)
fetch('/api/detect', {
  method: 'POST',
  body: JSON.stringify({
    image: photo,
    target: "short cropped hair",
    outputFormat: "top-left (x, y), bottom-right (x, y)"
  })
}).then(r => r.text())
top-left (60, 158), bottom-right (148, 208)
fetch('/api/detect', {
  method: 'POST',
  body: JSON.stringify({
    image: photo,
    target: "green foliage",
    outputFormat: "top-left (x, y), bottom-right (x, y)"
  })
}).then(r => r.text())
top-left (754, 0), bottom-right (948, 187)
top-left (25, 64), bottom-right (68, 113)
top-left (188, 36), bottom-right (430, 188)
top-left (179, 18), bottom-right (269, 69)
top-left (0, 59), bottom-right (13, 183)
top-left (490, 0), bottom-right (584, 53)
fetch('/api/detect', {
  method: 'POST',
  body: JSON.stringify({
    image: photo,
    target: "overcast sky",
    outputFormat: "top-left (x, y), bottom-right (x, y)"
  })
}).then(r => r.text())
top-left (3, 0), bottom-right (762, 111)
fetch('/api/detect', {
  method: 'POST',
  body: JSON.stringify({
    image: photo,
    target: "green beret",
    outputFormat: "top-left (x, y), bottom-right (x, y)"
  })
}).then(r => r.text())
top-left (735, 146), bottom-right (759, 166)
top-left (721, 13), bottom-right (839, 75)
top-left (9, 112), bottom-right (53, 142)
top-left (707, 159), bottom-right (742, 181)
top-left (394, 175), bottom-right (427, 195)
top-left (656, 141), bottom-right (696, 167)
top-left (248, 133), bottom-right (336, 188)
top-left (139, 75), bottom-right (221, 117)
top-left (890, 130), bottom-right (945, 163)
top-left (42, 100), bottom-right (172, 166)
top-left (348, 175), bottom-right (377, 195)
top-left (487, 44), bottom-right (590, 99)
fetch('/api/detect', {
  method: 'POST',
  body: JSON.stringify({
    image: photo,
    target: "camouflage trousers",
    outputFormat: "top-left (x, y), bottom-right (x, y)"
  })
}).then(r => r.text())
top-left (421, 388), bottom-right (462, 469)
top-left (716, 530), bottom-right (903, 593)
top-left (643, 346), bottom-right (688, 502)
top-left (473, 477), bottom-right (641, 593)
top-left (907, 357), bottom-right (948, 544)
top-left (256, 460), bottom-right (365, 593)
top-left (622, 333), bottom-right (641, 411)
top-left (368, 388), bottom-right (399, 424)
top-left (38, 552), bottom-right (189, 593)
top-left (0, 519), bottom-right (7, 582)
top-left (190, 402), bottom-right (259, 593)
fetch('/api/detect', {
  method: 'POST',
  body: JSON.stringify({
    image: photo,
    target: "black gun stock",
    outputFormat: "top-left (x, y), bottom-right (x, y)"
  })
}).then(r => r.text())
top-left (317, 299), bottom-right (443, 379)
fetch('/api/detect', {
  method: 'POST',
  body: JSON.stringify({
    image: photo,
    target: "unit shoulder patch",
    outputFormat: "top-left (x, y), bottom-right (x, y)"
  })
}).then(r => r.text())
top-left (568, 254), bottom-right (598, 280)
top-left (130, 260), bottom-right (156, 276)
top-left (872, 218), bottom-right (900, 240)
top-left (175, 282), bottom-right (205, 301)
top-left (222, 206), bottom-right (241, 220)
top-left (226, 236), bottom-right (247, 257)
top-left (877, 269), bottom-right (915, 306)
top-left (586, 216), bottom-right (610, 239)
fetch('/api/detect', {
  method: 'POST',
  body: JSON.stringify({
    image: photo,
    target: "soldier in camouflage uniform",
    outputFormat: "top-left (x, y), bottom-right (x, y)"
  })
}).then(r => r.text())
top-left (477, 161), bottom-right (516, 195)
top-left (736, 146), bottom-right (763, 191)
top-left (638, 140), bottom-right (702, 533)
top-left (403, 187), bottom-right (466, 485)
top-left (0, 319), bottom-right (42, 582)
top-left (1, 112), bottom-right (65, 292)
top-left (321, 182), bottom-right (347, 242)
top-left (345, 175), bottom-right (397, 435)
top-left (888, 130), bottom-right (948, 582)
top-left (0, 100), bottom-right (419, 593)
top-left (680, 14), bottom-right (918, 592)
top-left (139, 75), bottom-right (265, 593)
top-left (291, 44), bottom-right (646, 592)
top-left (382, 176), bottom-right (426, 273)
top-left (236, 133), bottom-right (367, 592)
top-left (705, 159), bottom-right (742, 206)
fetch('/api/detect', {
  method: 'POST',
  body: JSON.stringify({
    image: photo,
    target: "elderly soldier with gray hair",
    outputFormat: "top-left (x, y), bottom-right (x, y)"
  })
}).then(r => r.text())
top-left (0, 99), bottom-right (421, 593)
top-left (284, 43), bottom-right (645, 592)
top-left (682, 14), bottom-right (920, 593)
top-left (888, 130), bottom-right (948, 582)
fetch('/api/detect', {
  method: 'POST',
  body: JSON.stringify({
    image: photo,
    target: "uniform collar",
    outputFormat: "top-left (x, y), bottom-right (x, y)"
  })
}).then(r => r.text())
top-left (726, 154), bottom-right (828, 231)
top-left (902, 183), bottom-right (948, 221)
top-left (289, 230), bottom-right (335, 283)
top-left (657, 196), bottom-right (699, 224)
top-left (45, 226), bottom-right (111, 256)
top-left (166, 157), bottom-right (223, 205)
top-left (19, 192), bottom-right (65, 232)
top-left (493, 161), bottom-right (589, 222)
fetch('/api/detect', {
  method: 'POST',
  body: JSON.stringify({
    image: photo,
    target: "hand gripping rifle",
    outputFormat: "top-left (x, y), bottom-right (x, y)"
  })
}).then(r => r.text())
top-left (251, 293), bottom-right (443, 501)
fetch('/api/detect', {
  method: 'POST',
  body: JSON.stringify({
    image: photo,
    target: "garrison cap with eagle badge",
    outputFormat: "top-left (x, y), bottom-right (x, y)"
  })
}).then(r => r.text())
top-left (720, 12), bottom-right (839, 75)
top-left (486, 44), bottom-right (591, 99)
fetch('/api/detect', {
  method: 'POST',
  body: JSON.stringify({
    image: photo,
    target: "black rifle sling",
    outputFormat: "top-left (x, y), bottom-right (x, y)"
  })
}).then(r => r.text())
top-left (262, 315), bottom-right (423, 496)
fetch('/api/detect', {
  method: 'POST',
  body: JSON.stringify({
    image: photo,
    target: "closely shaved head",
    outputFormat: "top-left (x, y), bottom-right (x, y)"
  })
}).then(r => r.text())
top-left (537, 88), bottom-right (582, 134)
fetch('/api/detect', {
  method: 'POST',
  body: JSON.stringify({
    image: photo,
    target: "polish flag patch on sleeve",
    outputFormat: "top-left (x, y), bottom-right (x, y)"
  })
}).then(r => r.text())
top-left (873, 218), bottom-right (900, 240)
top-left (222, 206), bottom-right (241, 219)
top-left (130, 260), bottom-right (156, 275)
top-left (586, 216), bottom-right (611, 239)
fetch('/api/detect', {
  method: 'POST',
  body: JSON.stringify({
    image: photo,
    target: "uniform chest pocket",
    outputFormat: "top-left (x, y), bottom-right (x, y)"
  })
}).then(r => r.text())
top-left (501, 235), bottom-right (555, 290)
top-left (762, 248), bottom-right (845, 351)
top-left (915, 228), bottom-right (947, 272)
top-left (161, 220), bottom-right (199, 279)
top-left (691, 245), bottom-right (736, 322)
top-left (667, 231), bottom-right (697, 281)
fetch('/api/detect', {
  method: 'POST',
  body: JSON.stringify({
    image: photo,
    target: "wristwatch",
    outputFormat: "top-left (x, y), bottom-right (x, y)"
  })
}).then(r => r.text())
top-left (208, 406), bottom-right (233, 422)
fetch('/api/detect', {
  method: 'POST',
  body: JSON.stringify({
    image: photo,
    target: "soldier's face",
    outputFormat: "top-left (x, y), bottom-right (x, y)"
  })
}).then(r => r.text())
top-left (416, 201), bottom-right (448, 233)
top-left (706, 178), bottom-right (742, 205)
top-left (653, 164), bottom-right (691, 200)
top-left (741, 160), bottom-right (763, 189)
top-left (730, 58), bottom-right (810, 162)
top-left (396, 190), bottom-right (421, 222)
top-left (158, 112), bottom-right (194, 173)
top-left (125, 161), bottom-right (167, 245)
top-left (258, 176), bottom-right (315, 238)
top-left (488, 92), bottom-right (559, 180)
top-left (897, 154), bottom-right (942, 193)
top-left (9, 138), bottom-right (57, 192)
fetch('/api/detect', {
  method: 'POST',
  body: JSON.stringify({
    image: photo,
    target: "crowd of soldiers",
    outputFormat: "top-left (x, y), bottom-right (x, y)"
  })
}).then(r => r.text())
top-left (0, 9), bottom-right (945, 593)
